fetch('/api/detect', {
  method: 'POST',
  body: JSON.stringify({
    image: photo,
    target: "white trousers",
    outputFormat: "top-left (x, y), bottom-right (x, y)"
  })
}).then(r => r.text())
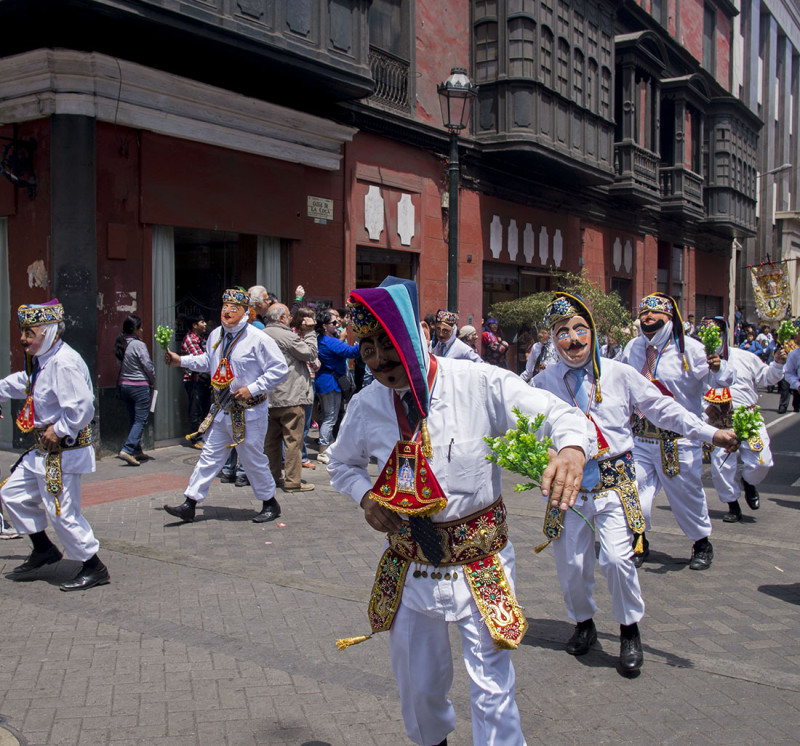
top-left (634, 438), bottom-right (711, 541)
top-left (552, 490), bottom-right (645, 626)
top-left (711, 423), bottom-right (773, 503)
top-left (1, 467), bottom-right (99, 561)
top-left (389, 603), bottom-right (526, 746)
top-left (185, 407), bottom-right (275, 503)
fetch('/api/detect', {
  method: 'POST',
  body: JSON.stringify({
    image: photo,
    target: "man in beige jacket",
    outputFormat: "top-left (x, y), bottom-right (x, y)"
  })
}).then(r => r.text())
top-left (263, 304), bottom-right (318, 496)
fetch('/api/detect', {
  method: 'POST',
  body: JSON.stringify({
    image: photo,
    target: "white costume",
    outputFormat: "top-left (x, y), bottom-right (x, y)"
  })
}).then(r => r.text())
top-left (431, 334), bottom-right (482, 362)
top-left (533, 358), bottom-right (718, 626)
top-left (180, 318), bottom-right (288, 503)
top-left (329, 357), bottom-right (593, 746)
top-left (0, 342), bottom-right (98, 561)
top-left (618, 323), bottom-right (734, 540)
top-left (784, 347), bottom-right (800, 392)
top-left (710, 348), bottom-right (783, 503)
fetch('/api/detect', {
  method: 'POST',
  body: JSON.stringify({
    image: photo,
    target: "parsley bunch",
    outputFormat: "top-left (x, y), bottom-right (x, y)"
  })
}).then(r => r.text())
top-left (776, 320), bottom-right (797, 346)
top-left (154, 324), bottom-right (174, 351)
top-left (484, 407), bottom-right (552, 492)
top-left (698, 324), bottom-right (722, 356)
top-left (731, 405), bottom-right (763, 442)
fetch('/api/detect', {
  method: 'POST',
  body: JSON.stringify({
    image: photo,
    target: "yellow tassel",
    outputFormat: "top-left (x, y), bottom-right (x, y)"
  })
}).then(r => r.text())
top-left (184, 432), bottom-right (199, 442)
top-left (633, 533), bottom-right (644, 554)
top-left (758, 454), bottom-right (764, 465)
top-left (594, 385), bottom-right (602, 403)
top-left (533, 539), bottom-right (552, 553)
top-left (0, 476), bottom-right (10, 491)
top-left (336, 634), bottom-right (372, 650)
top-left (54, 496), bottom-right (61, 517)
top-left (683, 354), bottom-right (689, 371)
top-left (421, 419), bottom-right (433, 458)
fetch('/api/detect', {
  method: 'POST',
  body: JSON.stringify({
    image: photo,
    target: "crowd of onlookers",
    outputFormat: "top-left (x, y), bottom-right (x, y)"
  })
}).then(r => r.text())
top-left (107, 291), bottom-right (798, 478)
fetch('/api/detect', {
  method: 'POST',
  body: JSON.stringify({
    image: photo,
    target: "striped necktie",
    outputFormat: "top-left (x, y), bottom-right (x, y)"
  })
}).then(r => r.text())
top-left (568, 368), bottom-right (600, 492)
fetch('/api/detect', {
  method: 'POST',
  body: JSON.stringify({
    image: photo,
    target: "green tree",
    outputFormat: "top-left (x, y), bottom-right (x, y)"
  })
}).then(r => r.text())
top-left (489, 270), bottom-right (636, 347)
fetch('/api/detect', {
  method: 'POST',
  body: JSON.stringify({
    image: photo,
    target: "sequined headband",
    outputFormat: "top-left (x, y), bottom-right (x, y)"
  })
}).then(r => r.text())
top-left (18, 302), bottom-right (64, 328)
top-left (639, 294), bottom-right (673, 317)
top-left (347, 300), bottom-right (383, 339)
top-left (542, 296), bottom-right (581, 329)
top-left (435, 309), bottom-right (458, 325)
top-left (222, 288), bottom-right (251, 307)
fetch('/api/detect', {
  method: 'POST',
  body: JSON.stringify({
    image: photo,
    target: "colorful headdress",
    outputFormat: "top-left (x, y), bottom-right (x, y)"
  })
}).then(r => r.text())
top-left (543, 292), bottom-right (602, 402)
top-left (640, 292), bottom-right (688, 370)
top-left (18, 299), bottom-right (63, 328)
top-left (222, 288), bottom-right (251, 307)
top-left (349, 277), bottom-right (431, 428)
top-left (703, 387), bottom-right (732, 404)
top-left (435, 309), bottom-right (458, 326)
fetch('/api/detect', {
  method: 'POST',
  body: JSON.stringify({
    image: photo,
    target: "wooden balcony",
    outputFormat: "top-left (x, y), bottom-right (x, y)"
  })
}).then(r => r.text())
top-left (609, 140), bottom-right (661, 205)
top-left (660, 166), bottom-right (705, 221)
top-left (703, 187), bottom-right (757, 237)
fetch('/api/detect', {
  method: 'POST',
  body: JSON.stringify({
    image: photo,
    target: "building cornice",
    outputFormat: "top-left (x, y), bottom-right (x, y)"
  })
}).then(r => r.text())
top-left (0, 48), bottom-right (357, 171)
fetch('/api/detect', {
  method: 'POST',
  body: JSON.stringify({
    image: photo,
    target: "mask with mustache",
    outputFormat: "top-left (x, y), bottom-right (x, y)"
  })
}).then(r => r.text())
top-left (641, 318), bottom-right (666, 334)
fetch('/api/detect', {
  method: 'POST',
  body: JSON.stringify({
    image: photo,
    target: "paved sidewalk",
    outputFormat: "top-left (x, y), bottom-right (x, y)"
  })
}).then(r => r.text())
top-left (1, 394), bottom-right (799, 745)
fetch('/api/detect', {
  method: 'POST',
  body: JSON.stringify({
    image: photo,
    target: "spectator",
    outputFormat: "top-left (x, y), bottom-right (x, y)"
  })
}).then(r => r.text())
top-left (115, 315), bottom-right (156, 466)
top-left (248, 285), bottom-right (278, 329)
top-left (458, 324), bottom-right (481, 356)
top-left (263, 304), bottom-right (318, 493)
top-left (684, 314), bottom-right (696, 336)
top-left (291, 307), bottom-right (320, 470)
top-left (600, 331), bottom-right (623, 360)
top-left (739, 328), bottom-right (764, 357)
top-left (180, 312), bottom-right (211, 449)
top-left (521, 326), bottom-right (556, 381)
top-left (314, 309), bottom-right (360, 464)
top-left (481, 317), bottom-right (509, 368)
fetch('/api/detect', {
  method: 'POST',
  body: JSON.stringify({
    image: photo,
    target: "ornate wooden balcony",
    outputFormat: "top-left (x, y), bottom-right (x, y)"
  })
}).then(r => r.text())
top-left (609, 140), bottom-right (661, 204)
top-left (660, 165), bottom-right (705, 220)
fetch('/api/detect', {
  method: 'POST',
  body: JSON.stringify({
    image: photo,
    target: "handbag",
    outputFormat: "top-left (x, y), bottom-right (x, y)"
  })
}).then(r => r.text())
top-left (336, 370), bottom-right (356, 398)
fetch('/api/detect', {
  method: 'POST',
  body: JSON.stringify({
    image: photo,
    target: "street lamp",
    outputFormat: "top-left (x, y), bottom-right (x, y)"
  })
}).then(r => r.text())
top-left (438, 67), bottom-right (477, 313)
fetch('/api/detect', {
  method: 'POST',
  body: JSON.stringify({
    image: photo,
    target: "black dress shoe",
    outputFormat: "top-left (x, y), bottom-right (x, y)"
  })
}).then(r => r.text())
top-left (722, 501), bottom-right (742, 522)
top-left (632, 532), bottom-right (649, 568)
top-left (689, 538), bottom-right (713, 570)
top-left (619, 631), bottom-right (643, 673)
top-left (9, 545), bottom-right (63, 577)
top-left (252, 497), bottom-right (281, 523)
top-left (565, 619), bottom-right (597, 656)
top-left (235, 475), bottom-right (250, 487)
top-left (163, 499), bottom-right (196, 522)
top-left (742, 480), bottom-right (760, 510)
top-left (219, 474), bottom-right (235, 483)
top-left (777, 406), bottom-right (787, 414)
top-left (60, 561), bottom-right (110, 592)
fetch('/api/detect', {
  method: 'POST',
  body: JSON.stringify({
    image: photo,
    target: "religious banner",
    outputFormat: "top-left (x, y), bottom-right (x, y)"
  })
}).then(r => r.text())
top-left (750, 263), bottom-right (792, 321)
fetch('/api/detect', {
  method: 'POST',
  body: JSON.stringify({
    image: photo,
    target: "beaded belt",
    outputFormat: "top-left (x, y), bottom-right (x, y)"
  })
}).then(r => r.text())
top-left (631, 414), bottom-right (680, 477)
top-left (337, 497), bottom-right (529, 651)
top-left (33, 424), bottom-right (94, 515)
top-left (194, 391), bottom-right (268, 447)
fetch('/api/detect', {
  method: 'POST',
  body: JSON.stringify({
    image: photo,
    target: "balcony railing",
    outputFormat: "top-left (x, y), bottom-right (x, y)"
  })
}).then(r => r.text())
top-left (368, 47), bottom-right (410, 112)
top-left (610, 141), bottom-right (661, 203)
top-left (660, 165), bottom-right (704, 216)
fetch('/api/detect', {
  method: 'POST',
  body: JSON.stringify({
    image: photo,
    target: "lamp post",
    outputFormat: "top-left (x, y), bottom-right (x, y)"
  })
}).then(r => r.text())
top-left (438, 68), bottom-right (477, 313)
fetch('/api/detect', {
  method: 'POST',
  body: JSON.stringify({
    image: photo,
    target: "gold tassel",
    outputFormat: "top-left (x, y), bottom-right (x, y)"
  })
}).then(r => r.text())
top-left (54, 496), bottom-right (61, 517)
top-left (533, 539), bottom-right (552, 553)
top-left (421, 419), bottom-right (433, 458)
top-left (758, 454), bottom-right (764, 465)
top-left (594, 383), bottom-right (602, 403)
top-left (0, 476), bottom-right (10, 491)
top-left (336, 634), bottom-right (372, 650)
top-left (683, 354), bottom-right (689, 371)
top-left (633, 533), bottom-right (644, 554)
top-left (184, 432), bottom-right (199, 442)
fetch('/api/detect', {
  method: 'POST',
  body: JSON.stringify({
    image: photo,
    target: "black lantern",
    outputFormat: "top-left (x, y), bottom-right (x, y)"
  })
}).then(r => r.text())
top-left (437, 68), bottom-right (477, 132)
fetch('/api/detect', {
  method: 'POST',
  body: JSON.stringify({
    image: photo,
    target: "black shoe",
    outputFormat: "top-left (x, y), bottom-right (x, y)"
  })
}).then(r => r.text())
top-left (163, 499), bottom-right (196, 522)
top-left (632, 533), bottom-right (649, 568)
top-left (619, 631), bottom-right (643, 673)
top-left (252, 497), bottom-right (281, 523)
top-left (689, 539), bottom-right (713, 570)
top-left (722, 501), bottom-right (742, 522)
top-left (60, 561), bottom-right (110, 592)
top-left (219, 474), bottom-right (235, 484)
top-left (565, 620), bottom-right (597, 656)
top-left (742, 480), bottom-right (760, 510)
top-left (9, 545), bottom-right (63, 576)
top-left (777, 406), bottom-right (787, 414)
top-left (235, 475), bottom-right (250, 487)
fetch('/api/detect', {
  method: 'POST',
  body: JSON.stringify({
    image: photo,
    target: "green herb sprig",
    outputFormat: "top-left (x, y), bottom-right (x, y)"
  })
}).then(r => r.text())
top-left (484, 407), bottom-right (552, 492)
top-left (776, 320), bottom-right (797, 346)
top-left (697, 324), bottom-right (722, 356)
top-left (155, 324), bottom-right (174, 352)
top-left (731, 405), bottom-right (763, 442)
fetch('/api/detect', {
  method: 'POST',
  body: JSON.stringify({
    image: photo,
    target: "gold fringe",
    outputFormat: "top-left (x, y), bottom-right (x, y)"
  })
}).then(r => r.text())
top-left (633, 533), bottom-right (643, 554)
top-left (336, 634), bottom-right (372, 650)
top-left (758, 454), bottom-right (764, 465)
top-left (421, 419), bottom-right (433, 458)
top-left (533, 539), bottom-right (552, 553)
top-left (54, 496), bottom-right (61, 517)
top-left (683, 354), bottom-right (689, 371)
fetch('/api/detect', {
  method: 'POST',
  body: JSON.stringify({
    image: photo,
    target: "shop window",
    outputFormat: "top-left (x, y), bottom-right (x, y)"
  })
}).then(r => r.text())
top-left (356, 246), bottom-right (416, 288)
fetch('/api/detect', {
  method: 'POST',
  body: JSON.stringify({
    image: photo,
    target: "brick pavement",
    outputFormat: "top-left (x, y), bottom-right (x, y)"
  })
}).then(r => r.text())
top-left (1, 394), bottom-right (799, 745)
